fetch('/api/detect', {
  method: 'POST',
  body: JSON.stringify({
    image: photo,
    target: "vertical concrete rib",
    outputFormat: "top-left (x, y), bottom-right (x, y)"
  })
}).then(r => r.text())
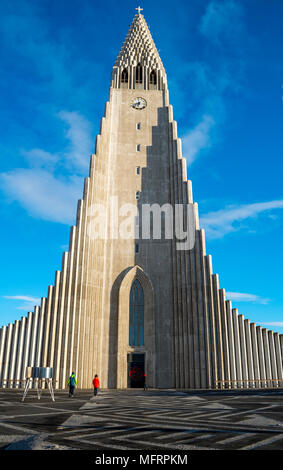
top-left (262, 328), bottom-right (272, 387)
top-left (15, 317), bottom-right (26, 387)
top-left (8, 321), bottom-right (19, 388)
top-left (60, 226), bottom-right (76, 388)
top-left (35, 299), bottom-right (45, 367)
top-left (212, 274), bottom-right (224, 388)
top-left (195, 229), bottom-right (208, 388)
top-left (250, 323), bottom-right (260, 388)
top-left (232, 309), bottom-right (242, 388)
top-left (268, 330), bottom-right (278, 387)
top-left (0, 326), bottom-right (7, 385)
top-left (198, 229), bottom-right (212, 389)
top-left (274, 333), bottom-right (283, 386)
top-left (219, 289), bottom-right (230, 388)
top-left (41, 286), bottom-right (54, 367)
top-left (28, 307), bottom-right (40, 378)
top-left (2, 323), bottom-right (13, 388)
top-left (53, 252), bottom-right (69, 388)
top-left (238, 315), bottom-right (248, 388)
top-left (204, 255), bottom-right (217, 388)
top-left (256, 326), bottom-right (266, 387)
top-left (47, 270), bottom-right (61, 388)
top-left (244, 319), bottom-right (255, 388)
top-left (21, 312), bottom-right (33, 382)
top-left (226, 301), bottom-right (236, 388)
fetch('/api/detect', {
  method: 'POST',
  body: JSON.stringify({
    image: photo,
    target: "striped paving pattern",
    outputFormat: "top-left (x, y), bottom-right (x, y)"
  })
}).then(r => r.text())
top-left (1, 389), bottom-right (283, 450)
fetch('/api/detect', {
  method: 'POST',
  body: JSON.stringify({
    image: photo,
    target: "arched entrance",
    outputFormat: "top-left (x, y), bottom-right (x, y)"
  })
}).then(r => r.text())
top-left (115, 266), bottom-right (155, 389)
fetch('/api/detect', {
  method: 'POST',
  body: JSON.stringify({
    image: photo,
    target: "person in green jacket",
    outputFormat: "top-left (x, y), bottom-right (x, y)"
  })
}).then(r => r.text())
top-left (67, 371), bottom-right (77, 397)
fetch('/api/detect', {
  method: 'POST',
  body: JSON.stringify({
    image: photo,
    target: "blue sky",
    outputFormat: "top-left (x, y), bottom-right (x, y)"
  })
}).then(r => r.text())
top-left (0, 0), bottom-right (283, 332)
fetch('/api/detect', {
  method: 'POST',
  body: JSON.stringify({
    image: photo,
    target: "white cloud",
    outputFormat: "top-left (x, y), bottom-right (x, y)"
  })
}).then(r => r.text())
top-left (21, 148), bottom-right (59, 169)
top-left (3, 295), bottom-right (41, 313)
top-left (182, 114), bottom-right (215, 164)
top-left (57, 111), bottom-right (92, 172)
top-left (3, 295), bottom-right (41, 302)
top-left (258, 322), bottom-right (283, 328)
top-left (0, 168), bottom-right (83, 224)
top-left (0, 110), bottom-right (92, 225)
top-left (226, 292), bottom-right (270, 305)
top-left (200, 199), bottom-right (283, 239)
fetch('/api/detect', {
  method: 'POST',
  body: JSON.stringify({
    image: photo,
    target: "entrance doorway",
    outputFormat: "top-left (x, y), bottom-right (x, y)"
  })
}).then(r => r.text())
top-left (127, 353), bottom-right (145, 388)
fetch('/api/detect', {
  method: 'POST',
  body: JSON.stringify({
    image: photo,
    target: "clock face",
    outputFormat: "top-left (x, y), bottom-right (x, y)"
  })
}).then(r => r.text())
top-left (131, 97), bottom-right (147, 110)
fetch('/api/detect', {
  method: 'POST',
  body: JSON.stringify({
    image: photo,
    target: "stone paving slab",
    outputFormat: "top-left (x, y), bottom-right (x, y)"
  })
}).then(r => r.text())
top-left (0, 388), bottom-right (283, 453)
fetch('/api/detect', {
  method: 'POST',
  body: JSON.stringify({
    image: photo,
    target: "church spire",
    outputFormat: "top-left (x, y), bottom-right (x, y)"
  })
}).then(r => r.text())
top-left (111, 10), bottom-right (167, 90)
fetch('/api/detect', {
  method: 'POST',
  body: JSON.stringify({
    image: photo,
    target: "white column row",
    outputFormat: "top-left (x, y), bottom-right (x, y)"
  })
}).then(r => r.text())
top-left (217, 301), bottom-right (283, 389)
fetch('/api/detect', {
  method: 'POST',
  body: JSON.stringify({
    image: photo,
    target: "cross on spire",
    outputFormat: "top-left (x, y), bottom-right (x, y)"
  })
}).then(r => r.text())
top-left (136, 6), bottom-right (143, 15)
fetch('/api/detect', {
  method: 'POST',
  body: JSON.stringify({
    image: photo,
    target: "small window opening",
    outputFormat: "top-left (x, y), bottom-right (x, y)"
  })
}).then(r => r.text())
top-left (136, 63), bottom-right (143, 84)
top-left (136, 166), bottom-right (140, 175)
top-left (136, 144), bottom-right (141, 151)
top-left (121, 68), bottom-right (128, 83)
top-left (149, 70), bottom-right (157, 85)
top-left (135, 243), bottom-right (139, 254)
top-left (136, 191), bottom-right (140, 200)
top-left (136, 122), bottom-right (141, 130)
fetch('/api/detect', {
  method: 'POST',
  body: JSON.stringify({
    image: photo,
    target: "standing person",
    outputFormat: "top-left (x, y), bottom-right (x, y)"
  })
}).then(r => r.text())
top-left (144, 373), bottom-right (147, 391)
top-left (68, 371), bottom-right (77, 397)
top-left (92, 374), bottom-right (100, 397)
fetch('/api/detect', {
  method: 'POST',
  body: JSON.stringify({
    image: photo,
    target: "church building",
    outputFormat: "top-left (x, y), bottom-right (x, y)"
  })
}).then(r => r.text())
top-left (1, 10), bottom-right (283, 390)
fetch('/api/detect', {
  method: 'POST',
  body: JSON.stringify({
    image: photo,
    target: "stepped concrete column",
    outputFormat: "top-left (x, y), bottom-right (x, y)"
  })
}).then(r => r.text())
top-left (262, 329), bottom-right (272, 387)
top-left (274, 333), bottom-right (283, 387)
top-left (219, 289), bottom-right (230, 388)
top-left (250, 323), bottom-right (260, 388)
top-left (28, 307), bottom-right (39, 369)
top-left (0, 326), bottom-right (7, 385)
top-left (21, 312), bottom-right (33, 383)
top-left (244, 319), bottom-right (255, 388)
top-left (268, 330), bottom-right (278, 387)
top-left (2, 323), bottom-right (13, 388)
top-left (8, 321), bottom-right (20, 388)
top-left (232, 309), bottom-right (242, 388)
top-left (15, 317), bottom-right (26, 388)
top-left (257, 326), bottom-right (266, 388)
top-left (226, 301), bottom-right (236, 388)
top-left (238, 315), bottom-right (248, 388)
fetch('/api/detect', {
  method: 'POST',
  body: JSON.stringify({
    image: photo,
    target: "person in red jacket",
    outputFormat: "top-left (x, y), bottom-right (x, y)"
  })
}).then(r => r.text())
top-left (92, 374), bottom-right (100, 396)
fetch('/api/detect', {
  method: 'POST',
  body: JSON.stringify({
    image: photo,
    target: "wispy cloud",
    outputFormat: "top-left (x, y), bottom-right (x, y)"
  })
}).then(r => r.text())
top-left (199, 0), bottom-right (244, 47)
top-left (200, 199), bottom-right (283, 239)
top-left (3, 295), bottom-right (41, 313)
top-left (0, 111), bottom-right (92, 225)
top-left (258, 322), bottom-right (283, 328)
top-left (3, 295), bottom-right (41, 302)
top-left (57, 111), bottom-right (92, 172)
top-left (182, 114), bottom-right (215, 165)
top-left (226, 292), bottom-right (270, 305)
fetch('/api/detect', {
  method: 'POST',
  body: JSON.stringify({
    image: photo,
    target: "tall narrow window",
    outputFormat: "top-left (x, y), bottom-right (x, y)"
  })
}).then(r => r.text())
top-left (129, 279), bottom-right (144, 346)
top-left (136, 122), bottom-right (141, 130)
top-left (136, 63), bottom-right (143, 84)
top-left (136, 144), bottom-right (141, 151)
top-left (149, 70), bottom-right (157, 85)
top-left (121, 68), bottom-right (128, 83)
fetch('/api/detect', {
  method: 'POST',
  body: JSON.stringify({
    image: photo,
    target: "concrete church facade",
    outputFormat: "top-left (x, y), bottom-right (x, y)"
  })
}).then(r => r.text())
top-left (1, 11), bottom-right (283, 390)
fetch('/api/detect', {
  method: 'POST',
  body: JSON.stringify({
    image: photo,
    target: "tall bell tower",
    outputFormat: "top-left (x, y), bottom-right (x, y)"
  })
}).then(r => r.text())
top-left (1, 10), bottom-right (283, 392)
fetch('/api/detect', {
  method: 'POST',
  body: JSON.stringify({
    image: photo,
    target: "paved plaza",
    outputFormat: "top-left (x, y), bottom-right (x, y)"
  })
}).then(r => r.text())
top-left (0, 388), bottom-right (283, 451)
